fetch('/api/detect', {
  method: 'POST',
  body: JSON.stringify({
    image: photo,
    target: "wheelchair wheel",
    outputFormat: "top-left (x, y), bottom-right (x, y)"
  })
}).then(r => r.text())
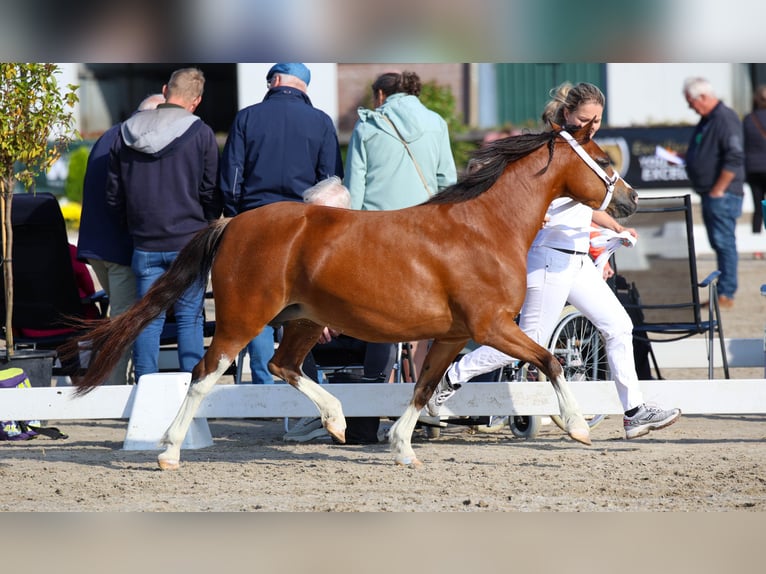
top-left (548, 306), bottom-right (609, 431)
top-left (508, 414), bottom-right (541, 439)
top-left (496, 363), bottom-right (542, 439)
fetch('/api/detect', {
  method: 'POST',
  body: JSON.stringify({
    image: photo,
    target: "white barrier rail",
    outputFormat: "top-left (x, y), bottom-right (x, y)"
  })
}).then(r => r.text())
top-left (651, 337), bottom-right (763, 370)
top-left (2, 373), bottom-right (766, 450)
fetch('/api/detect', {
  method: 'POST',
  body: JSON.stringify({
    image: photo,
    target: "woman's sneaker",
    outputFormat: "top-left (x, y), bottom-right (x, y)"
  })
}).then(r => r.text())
top-left (624, 404), bottom-right (681, 439)
top-left (283, 417), bottom-right (328, 442)
top-left (474, 415), bottom-right (509, 433)
top-left (425, 373), bottom-right (462, 416)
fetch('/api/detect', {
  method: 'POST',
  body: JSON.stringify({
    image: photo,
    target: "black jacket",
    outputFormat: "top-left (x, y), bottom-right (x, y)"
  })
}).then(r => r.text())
top-left (106, 104), bottom-right (222, 252)
top-left (685, 101), bottom-right (745, 196)
top-left (743, 109), bottom-right (766, 176)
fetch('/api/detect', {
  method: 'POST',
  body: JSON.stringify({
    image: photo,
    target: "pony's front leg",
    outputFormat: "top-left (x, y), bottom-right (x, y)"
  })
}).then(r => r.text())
top-left (289, 373), bottom-right (346, 442)
top-left (388, 403), bottom-right (422, 467)
top-left (487, 321), bottom-right (591, 446)
top-left (157, 357), bottom-right (231, 470)
top-left (547, 369), bottom-right (591, 446)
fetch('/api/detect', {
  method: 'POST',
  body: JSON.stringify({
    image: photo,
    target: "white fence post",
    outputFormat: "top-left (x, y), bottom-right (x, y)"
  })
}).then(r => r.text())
top-left (123, 373), bottom-right (213, 451)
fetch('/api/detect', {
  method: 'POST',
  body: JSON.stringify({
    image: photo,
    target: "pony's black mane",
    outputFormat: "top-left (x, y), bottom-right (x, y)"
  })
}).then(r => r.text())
top-left (425, 129), bottom-right (558, 205)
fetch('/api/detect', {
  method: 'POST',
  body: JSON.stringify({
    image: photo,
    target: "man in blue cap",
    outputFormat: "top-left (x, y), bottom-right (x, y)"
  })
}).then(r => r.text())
top-left (219, 63), bottom-right (343, 387)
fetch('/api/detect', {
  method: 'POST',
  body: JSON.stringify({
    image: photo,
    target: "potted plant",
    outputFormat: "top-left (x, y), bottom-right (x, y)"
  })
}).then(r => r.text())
top-left (0, 63), bottom-right (79, 382)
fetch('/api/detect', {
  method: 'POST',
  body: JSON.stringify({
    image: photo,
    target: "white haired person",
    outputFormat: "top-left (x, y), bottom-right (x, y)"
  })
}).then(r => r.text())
top-left (683, 77), bottom-right (744, 308)
top-left (284, 177), bottom-right (397, 444)
top-left (303, 176), bottom-right (350, 208)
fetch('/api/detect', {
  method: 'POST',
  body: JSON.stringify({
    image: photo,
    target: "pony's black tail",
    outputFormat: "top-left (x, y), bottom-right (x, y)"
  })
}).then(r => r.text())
top-left (61, 218), bottom-right (232, 395)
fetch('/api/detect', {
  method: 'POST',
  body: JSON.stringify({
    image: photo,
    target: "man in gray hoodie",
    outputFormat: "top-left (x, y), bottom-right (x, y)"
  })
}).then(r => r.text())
top-left (106, 67), bottom-right (221, 381)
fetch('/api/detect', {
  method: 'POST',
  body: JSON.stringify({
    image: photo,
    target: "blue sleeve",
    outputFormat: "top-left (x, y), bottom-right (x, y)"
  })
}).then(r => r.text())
top-left (721, 111), bottom-right (744, 174)
top-left (219, 114), bottom-right (246, 217)
top-left (199, 127), bottom-right (222, 221)
top-left (104, 134), bottom-right (127, 228)
top-left (316, 117), bottom-right (344, 181)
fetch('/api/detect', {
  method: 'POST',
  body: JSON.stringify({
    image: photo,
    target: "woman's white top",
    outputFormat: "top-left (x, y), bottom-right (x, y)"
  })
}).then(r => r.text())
top-left (531, 197), bottom-right (593, 253)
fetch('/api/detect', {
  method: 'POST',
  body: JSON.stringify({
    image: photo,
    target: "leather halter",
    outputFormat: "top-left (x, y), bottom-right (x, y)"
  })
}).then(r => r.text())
top-left (558, 129), bottom-right (619, 211)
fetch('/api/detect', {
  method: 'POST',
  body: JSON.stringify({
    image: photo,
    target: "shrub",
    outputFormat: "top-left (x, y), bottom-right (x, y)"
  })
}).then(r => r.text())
top-left (64, 145), bottom-right (89, 204)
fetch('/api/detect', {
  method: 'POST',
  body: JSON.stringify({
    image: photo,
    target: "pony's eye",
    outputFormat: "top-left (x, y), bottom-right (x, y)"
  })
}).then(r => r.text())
top-left (596, 157), bottom-right (611, 168)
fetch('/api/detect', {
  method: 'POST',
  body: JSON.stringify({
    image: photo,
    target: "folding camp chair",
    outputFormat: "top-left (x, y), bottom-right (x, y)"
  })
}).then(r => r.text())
top-left (0, 192), bottom-right (109, 376)
top-left (611, 194), bottom-right (729, 379)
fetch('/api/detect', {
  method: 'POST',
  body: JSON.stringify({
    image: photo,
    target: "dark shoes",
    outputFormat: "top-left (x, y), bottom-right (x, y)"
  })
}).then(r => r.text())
top-left (717, 295), bottom-right (734, 309)
top-left (700, 295), bottom-right (734, 309)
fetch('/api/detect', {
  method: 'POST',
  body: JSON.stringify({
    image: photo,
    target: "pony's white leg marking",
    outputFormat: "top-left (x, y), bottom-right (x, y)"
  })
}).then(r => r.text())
top-left (550, 373), bottom-right (591, 445)
top-left (294, 374), bottom-right (346, 441)
top-left (157, 355), bottom-right (231, 470)
top-left (388, 403), bottom-right (422, 467)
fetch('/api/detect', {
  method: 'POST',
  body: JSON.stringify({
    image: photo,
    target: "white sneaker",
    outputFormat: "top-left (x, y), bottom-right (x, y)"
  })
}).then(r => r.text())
top-left (377, 422), bottom-right (393, 443)
top-left (426, 373), bottom-right (462, 416)
top-left (624, 404), bottom-right (681, 439)
top-left (474, 415), bottom-right (508, 433)
top-left (283, 417), bottom-right (328, 442)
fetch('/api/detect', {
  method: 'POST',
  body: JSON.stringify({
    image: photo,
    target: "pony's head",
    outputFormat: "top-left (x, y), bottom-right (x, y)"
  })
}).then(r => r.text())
top-left (552, 120), bottom-right (638, 219)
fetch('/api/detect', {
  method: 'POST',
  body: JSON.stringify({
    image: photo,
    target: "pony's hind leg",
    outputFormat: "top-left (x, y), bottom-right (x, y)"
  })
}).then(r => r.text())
top-left (157, 349), bottom-right (235, 470)
top-left (270, 320), bottom-right (346, 443)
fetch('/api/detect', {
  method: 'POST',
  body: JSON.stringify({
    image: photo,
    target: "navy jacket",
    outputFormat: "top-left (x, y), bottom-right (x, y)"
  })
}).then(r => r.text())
top-left (106, 104), bottom-right (222, 252)
top-left (685, 101), bottom-right (745, 196)
top-left (77, 124), bottom-right (133, 265)
top-left (219, 86), bottom-right (343, 215)
top-left (743, 109), bottom-right (766, 175)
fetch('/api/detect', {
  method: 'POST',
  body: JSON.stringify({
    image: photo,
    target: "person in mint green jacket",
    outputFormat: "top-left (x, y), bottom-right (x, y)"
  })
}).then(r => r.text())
top-left (345, 71), bottom-right (457, 211)
top-left (341, 71), bottom-right (457, 442)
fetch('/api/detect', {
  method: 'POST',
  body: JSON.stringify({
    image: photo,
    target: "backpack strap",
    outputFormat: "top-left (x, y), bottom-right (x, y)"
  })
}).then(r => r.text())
top-left (379, 114), bottom-right (433, 196)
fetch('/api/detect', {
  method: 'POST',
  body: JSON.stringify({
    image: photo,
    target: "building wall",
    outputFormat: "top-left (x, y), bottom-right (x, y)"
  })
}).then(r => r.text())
top-left (66, 63), bottom-right (753, 138)
top-left (606, 63), bottom-right (751, 127)
top-left (236, 63), bottom-right (338, 126)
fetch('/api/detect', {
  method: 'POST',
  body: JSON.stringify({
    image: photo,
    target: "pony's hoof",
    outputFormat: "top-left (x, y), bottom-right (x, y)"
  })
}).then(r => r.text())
top-left (395, 457), bottom-right (423, 469)
top-left (568, 427), bottom-right (592, 446)
top-left (325, 419), bottom-right (346, 444)
top-left (157, 457), bottom-right (180, 471)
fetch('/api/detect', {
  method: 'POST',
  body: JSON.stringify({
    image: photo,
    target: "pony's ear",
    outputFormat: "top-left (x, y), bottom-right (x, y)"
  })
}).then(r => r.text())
top-left (573, 118), bottom-right (596, 142)
top-left (550, 120), bottom-right (561, 131)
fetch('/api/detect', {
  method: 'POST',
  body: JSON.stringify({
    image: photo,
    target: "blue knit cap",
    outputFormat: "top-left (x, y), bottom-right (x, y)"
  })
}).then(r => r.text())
top-left (267, 63), bottom-right (311, 86)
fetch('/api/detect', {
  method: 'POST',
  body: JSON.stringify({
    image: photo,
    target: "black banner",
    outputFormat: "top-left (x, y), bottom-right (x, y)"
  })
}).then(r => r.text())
top-left (595, 126), bottom-right (695, 189)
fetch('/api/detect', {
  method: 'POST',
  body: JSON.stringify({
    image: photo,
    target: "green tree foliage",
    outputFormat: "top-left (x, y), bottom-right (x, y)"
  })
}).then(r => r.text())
top-left (418, 80), bottom-right (476, 171)
top-left (355, 78), bottom-right (477, 172)
top-left (64, 145), bottom-right (89, 204)
top-left (0, 63), bottom-right (79, 354)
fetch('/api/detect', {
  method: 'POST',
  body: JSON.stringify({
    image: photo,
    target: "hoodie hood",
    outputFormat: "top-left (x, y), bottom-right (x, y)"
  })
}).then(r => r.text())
top-left (357, 93), bottom-right (426, 144)
top-left (120, 105), bottom-right (200, 155)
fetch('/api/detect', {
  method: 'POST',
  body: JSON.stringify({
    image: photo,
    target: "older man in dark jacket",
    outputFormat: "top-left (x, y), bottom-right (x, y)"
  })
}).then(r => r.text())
top-left (218, 63), bottom-right (343, 385)
top-left (683, 76), bottom-right (744, 308)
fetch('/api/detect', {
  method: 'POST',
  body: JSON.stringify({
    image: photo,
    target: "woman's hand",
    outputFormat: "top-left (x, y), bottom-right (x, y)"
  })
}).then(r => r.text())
top-left (317, 327), bottom-right (340, 344)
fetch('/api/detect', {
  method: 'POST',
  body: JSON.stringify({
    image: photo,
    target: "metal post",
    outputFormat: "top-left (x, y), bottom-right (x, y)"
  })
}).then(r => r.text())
top-left (762, 284), bottom-right (766, 378)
